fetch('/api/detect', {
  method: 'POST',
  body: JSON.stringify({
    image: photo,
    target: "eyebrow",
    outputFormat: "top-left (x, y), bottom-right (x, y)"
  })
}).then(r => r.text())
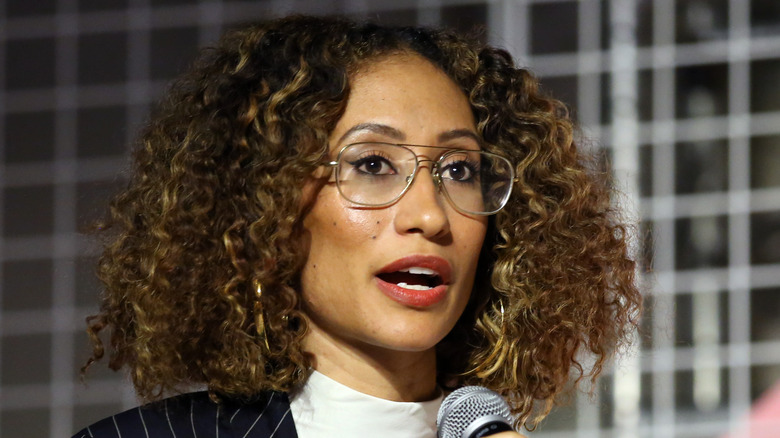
top-left (437, 129), bottom-right (481, 146)
top-left (336, 123), bottom-right (481, 147)
top-left (335, 123), bottom-right (405, 145)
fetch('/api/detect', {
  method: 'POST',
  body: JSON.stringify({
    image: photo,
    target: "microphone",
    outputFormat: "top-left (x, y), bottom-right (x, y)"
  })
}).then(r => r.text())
top-left (437, 386), bottom-right (514, 438)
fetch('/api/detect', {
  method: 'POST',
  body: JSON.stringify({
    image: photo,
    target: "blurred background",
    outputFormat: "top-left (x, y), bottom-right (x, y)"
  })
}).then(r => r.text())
top-left (1, 0), bottom-right (779, 437)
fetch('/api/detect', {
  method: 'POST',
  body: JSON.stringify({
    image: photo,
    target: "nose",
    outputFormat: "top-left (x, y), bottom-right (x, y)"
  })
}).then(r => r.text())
top-left (393, 163), bottom-right (451, 239)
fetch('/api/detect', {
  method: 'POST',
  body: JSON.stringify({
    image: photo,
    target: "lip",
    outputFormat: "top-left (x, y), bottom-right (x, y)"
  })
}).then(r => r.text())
top-left (375, 255), bottom-right (452, 307)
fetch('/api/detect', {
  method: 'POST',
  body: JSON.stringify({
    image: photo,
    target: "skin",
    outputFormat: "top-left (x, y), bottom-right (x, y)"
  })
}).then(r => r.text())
top-left (299, 53), bottom-right (488, 403)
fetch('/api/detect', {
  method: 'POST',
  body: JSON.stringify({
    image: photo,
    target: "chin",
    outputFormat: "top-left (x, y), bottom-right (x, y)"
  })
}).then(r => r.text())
top-left (374, 339), bottom-right (441, 354)
top-left (372, 321), bottom-right (455, 353)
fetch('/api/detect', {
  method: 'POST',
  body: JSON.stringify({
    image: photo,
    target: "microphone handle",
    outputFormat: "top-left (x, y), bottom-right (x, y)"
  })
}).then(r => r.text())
top-left (463, 416), bottom-right (513, 438)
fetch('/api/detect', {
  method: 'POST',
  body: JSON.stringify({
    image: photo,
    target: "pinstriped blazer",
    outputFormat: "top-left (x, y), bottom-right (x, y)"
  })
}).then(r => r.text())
top-left (72, 391), bottom-right (297, 438)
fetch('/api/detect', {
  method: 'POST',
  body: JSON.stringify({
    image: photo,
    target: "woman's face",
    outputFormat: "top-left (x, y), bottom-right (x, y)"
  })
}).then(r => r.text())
top-left (300, 54), bottom-right (488, 358)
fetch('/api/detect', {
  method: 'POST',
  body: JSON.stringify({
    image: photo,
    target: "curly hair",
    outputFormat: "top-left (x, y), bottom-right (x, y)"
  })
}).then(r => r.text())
top-left (84, 14), bottom-right (641, 430)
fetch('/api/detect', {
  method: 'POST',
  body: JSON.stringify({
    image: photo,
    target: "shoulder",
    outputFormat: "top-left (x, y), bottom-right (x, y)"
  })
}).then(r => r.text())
top-left (71, 391), bottom-right (296, 438)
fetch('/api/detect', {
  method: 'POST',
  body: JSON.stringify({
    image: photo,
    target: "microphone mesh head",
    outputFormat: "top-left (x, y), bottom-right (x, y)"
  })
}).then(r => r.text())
top-left (437, 386), bottom-right (513, 438)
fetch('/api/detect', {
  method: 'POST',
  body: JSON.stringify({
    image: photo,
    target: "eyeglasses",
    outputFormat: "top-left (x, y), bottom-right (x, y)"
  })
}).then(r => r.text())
top-left (324, 142), bottom-right (516, 215)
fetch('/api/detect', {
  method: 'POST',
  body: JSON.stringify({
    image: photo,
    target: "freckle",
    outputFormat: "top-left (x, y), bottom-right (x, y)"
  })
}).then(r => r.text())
top-left (371, 235), bottom-right (376, 239)
top-left (313, 264), bottom-right (317, 269)
top-left (376, 220), bottom-right (380, 224)
top-left (333, 221), bottom-right (337, 226)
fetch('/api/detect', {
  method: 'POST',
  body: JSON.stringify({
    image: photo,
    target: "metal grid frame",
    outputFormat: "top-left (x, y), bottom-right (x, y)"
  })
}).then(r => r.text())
top-left (1, 1), bottom-right (779, 437)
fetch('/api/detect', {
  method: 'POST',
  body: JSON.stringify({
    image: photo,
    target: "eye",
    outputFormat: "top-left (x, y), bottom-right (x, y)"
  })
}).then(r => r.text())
top-left (441, 159), bottom-right (479, 182)
top-left (349, 154), bottom-right (397, 175)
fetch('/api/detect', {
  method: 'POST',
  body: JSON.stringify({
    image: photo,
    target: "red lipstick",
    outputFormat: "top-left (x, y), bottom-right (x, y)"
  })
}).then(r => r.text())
top-left (375, 255), bottom-right (452, 307)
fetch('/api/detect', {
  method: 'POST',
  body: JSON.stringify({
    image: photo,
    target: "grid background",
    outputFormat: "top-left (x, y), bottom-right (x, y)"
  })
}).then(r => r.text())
top-left (1, 0), bottom-right (779, 437)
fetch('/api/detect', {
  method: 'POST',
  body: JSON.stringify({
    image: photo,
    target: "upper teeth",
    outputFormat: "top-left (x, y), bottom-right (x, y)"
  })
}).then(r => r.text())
top-left (399, 267), bottom-right (437, 276)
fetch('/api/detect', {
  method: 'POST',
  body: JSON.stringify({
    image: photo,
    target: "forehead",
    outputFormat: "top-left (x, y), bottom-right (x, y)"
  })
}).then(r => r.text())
top-left (331, 54), bottom-right (476, 148)
top-left (347, 53), bottom-right (466, 102)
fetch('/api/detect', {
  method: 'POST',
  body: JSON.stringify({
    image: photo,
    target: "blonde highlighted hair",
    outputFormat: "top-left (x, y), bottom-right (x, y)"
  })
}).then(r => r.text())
top-left (85, 15), bottom-right (641, 430)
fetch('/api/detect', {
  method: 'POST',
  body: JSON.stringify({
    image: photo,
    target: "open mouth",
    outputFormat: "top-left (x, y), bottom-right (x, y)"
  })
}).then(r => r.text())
top-left (376, 267), bottom-right (443, 290)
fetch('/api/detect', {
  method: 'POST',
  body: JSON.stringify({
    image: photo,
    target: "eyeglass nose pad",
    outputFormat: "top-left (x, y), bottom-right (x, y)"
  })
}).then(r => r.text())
top-left (431, 165), bottom-right (442, 191)
top-left (414, 159), bottom-right (443, 191)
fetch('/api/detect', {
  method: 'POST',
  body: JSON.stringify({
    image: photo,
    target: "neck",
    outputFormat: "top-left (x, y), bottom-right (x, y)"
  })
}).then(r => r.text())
top-left (302, 324), bottom-right (439, 402)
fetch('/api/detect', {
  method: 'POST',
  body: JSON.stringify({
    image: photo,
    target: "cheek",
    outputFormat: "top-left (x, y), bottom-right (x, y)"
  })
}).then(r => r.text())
top-left (304, 190), bottom-right (386, 257)
top-left (339, 208), bottom-right (384, 240)
top-left (300, 195), bottom-right (387, 310)
top-left (454, 217), bottom-right (488, 252)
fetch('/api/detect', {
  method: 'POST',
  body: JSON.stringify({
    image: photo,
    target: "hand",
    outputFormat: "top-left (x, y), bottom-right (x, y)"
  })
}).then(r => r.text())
top-left (491, 432), bottom-right (527, 438)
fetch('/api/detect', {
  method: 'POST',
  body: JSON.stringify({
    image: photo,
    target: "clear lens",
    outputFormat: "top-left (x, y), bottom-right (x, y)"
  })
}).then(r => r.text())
top-left (334, 142), bottom-right (513, 215)
top-left (336, 143), bottom-right (416, 205)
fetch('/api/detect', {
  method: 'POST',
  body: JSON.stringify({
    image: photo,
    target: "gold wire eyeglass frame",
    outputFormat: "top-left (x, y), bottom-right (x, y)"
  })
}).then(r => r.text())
top-left (323, 142), bottom-right (517, 216)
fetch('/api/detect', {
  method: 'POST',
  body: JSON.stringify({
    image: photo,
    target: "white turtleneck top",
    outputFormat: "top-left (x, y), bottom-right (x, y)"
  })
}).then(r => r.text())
top-left (289, 370), bottom-right (443, 438)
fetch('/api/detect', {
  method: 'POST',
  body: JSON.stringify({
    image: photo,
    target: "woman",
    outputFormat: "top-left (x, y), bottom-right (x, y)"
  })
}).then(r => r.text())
top-left (74, 15), bottom-right (641, 438)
